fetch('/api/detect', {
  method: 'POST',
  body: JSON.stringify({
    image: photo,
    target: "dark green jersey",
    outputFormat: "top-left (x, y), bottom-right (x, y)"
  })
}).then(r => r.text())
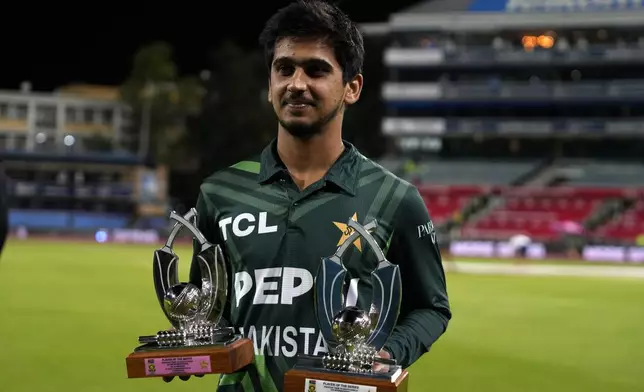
top-left (190, 140), bottom-right (451, 392)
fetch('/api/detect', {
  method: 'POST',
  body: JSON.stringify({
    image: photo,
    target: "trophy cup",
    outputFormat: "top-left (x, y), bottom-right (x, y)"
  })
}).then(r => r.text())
top-left (125, 208), bottom-right (254, 379)
top-left (284, 219), bottom-right (409, 392)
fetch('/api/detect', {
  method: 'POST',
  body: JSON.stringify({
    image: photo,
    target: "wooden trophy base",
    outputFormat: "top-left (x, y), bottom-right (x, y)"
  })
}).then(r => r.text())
top-left (284, 355), bottom-right (409, 392)
top-left (125, 337), bottom-right (254, 379)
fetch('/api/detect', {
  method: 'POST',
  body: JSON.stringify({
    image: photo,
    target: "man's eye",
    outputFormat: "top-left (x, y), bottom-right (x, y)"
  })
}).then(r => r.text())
top-left (306, 67), bottom-right (326, 77)
top-left (277, 65), bottom-right (294, 75)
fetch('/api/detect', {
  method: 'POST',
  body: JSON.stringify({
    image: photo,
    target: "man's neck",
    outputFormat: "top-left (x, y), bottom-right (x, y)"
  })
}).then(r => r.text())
top-left (276, 128), bottom-right (345, 190)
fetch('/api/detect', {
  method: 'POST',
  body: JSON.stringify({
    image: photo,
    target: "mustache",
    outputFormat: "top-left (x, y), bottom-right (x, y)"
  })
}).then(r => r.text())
top-left (282, 97), bottom-right (315, 106)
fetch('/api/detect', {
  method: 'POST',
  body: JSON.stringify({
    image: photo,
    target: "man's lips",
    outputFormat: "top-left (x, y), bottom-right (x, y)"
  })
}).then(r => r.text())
top-left (287, 103), bottom-right (310, 108)
top-left (283, 100), bottom-right (315, 107)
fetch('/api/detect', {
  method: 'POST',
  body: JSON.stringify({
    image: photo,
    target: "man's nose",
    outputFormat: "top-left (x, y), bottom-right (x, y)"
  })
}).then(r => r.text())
top-left (287, 69), bottom-right (307, 92)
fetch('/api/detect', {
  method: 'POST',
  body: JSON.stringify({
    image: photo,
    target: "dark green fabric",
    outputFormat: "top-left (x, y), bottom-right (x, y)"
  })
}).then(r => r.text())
top-left (190, 140), bottom-right (451, 391)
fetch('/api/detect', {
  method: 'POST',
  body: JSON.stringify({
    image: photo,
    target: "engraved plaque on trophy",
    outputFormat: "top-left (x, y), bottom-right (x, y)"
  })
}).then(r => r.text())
top-left (125, 208), bottom-right (254, 380)
top-left (284, 219), bottom-right (408, 392)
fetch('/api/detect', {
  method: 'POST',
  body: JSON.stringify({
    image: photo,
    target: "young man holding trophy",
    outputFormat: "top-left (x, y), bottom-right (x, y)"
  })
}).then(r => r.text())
top-left (193, 0), bottom-right (451, 390)
top-left (126, 1), bottom-right (451, 391)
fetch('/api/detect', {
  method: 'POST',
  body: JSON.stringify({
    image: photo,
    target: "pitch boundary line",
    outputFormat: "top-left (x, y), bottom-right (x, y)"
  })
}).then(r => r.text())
top-left (444, 261), bottom-right (644, 279)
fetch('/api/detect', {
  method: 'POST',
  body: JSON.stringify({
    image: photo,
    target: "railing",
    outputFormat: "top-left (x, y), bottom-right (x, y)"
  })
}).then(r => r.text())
top-left (382, 117), bottom-right (644, 137)
top-left (9, 209), bottom-right (131, 230)
top-left (384, 45), bottom-right (644, 67)
top-left (382, 80), bottom-right (644, 102)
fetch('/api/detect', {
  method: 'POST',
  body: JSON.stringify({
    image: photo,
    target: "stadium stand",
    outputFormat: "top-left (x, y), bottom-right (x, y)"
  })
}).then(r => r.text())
top-left (377, 0), bottom-right (644, 252)
top-left (380, 158), bottom-right (544, 227)
top-left (591, 192), bottom-right (644, 243)
top-left (418, 185), bottom-right (483, 225)
top-left (448, 159), bottom-right (644, 242)
top-left (411, 160), bottom-right (538, 185)
top-left (459, 187), bottom-right (624, 241)
top-left (549, 160), bottom-right (644, 188)
top-left (8, 210), bottom-right (130, 230)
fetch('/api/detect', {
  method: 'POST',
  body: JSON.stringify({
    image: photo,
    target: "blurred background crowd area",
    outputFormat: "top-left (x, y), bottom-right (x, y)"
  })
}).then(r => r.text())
top-left (2, 0), bottom-right (644, 263)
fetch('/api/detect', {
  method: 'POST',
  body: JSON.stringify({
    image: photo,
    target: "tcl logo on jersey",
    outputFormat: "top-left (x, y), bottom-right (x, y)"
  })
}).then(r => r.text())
top-left (218, 212), bottom-right (277, 240)
top-left (234, 267), bottom-right (313, 306)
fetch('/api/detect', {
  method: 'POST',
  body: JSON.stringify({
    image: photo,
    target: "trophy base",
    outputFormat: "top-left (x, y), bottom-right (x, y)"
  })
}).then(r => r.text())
top-left (284, 355), bottom-right (409, 392)
top-left (125, 335), bottom-right (254, 379)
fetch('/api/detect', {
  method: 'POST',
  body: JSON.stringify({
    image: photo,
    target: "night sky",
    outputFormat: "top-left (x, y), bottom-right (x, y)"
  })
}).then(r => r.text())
top-left (2, 1), bottom-right (421, 92)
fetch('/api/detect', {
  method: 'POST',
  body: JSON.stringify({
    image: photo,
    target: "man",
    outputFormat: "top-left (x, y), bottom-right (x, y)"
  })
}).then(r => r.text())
top-left (189, 1), bottom-right (451, 390)
top-left (509, 233), bottom-right (531, 260)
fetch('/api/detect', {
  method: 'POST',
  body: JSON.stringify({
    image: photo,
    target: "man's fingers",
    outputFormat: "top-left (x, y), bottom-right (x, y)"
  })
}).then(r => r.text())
top-left (162, 374), bottom-right (201, 382)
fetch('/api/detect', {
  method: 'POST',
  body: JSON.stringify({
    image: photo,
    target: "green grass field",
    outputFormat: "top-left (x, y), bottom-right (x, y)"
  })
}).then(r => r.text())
top-left (0, 239), bottom-right (642, 392)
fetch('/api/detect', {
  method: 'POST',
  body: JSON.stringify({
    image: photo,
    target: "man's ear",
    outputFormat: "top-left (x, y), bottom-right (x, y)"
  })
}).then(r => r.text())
top-left (267, 80), bottom-right (272, 103)
top-left (344, 74), bottom-right (363, 105)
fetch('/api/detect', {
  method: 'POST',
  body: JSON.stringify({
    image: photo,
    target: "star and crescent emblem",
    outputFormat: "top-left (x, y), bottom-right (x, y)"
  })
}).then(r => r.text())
top-left (333, 212), bottom-right (375, 252)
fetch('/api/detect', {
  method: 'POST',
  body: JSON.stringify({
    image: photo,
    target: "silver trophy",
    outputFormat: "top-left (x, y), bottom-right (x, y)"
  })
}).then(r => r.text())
top-left (136, 208), bottom-right (239, 350)
top-left (126, 208), bottom-right (253, 380)
top-left (291, 219), bottom-right (403, 381)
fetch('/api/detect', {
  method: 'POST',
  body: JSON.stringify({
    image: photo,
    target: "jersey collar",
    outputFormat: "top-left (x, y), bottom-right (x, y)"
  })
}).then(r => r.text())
top-left (258, 138), bottom-right (360, 196)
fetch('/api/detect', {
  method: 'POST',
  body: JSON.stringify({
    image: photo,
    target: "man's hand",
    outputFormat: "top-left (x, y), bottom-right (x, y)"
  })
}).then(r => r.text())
top-left (378, 350), bottom-right (392, 360)
top-left (373, 349), bottom-right (392, 373)
top-left (162, 374), bottom-right (205, 382)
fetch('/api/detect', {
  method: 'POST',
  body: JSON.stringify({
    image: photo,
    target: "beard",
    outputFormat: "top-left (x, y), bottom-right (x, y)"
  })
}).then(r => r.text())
top-left (278, 101), bottom-right (343, 140)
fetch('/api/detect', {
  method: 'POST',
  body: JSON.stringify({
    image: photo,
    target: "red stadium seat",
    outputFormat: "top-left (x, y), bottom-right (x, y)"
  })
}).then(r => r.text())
top-left (459, 186), bottom-right (615, 241)
top-left (418, 185), bottom-right (485, 225)
top-left (592, 200), bottom-right (644, 242)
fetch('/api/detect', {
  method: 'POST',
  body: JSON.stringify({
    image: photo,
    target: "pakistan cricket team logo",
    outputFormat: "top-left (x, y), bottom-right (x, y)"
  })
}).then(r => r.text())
top-left (333, 212), bottom-right (370, 252)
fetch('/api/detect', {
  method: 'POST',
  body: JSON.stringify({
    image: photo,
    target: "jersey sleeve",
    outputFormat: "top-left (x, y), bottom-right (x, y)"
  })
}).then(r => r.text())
top-left (382, 186), bottom-right (451, 368)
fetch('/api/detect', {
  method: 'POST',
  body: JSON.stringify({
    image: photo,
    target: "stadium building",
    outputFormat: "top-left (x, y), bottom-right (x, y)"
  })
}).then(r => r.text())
top-left (0, 84), bottom-right (169, 239)
top-left (0, 83), bottom-right (132, 153)
top-left (373, 0), bottom-right (644, 262)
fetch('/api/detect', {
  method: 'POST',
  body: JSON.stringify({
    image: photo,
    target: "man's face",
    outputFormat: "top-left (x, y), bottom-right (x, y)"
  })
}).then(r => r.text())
top-left (268, 37), bottom-right (362, 139)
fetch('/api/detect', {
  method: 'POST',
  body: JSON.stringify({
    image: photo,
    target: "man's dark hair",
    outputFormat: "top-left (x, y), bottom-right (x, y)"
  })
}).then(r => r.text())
top-left (258, 0), bottom-right (364, 84)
